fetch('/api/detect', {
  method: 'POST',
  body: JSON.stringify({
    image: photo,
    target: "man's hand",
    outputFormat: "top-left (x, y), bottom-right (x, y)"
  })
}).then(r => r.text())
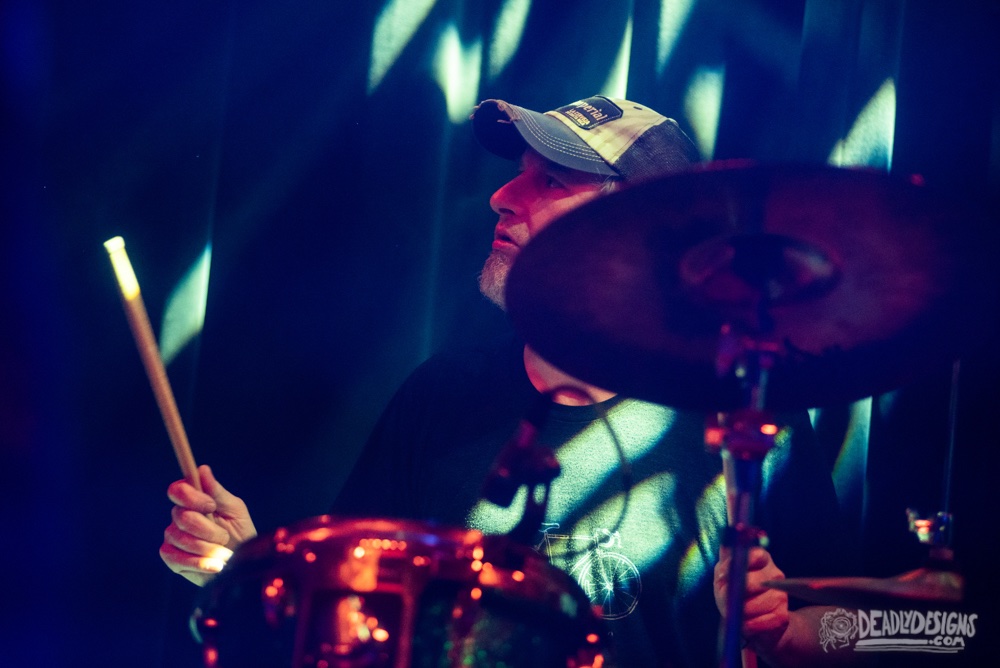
top-left (715, 545), bottom-right (790, 654)
top-left (159, 464), bottom-right (257, 586)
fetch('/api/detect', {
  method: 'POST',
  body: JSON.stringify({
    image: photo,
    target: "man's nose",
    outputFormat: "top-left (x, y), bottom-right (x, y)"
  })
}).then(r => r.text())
top-left (490, 175), bottom-right (523, 215)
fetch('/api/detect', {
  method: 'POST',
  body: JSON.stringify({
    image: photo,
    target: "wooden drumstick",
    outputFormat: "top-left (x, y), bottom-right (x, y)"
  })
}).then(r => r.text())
top-left (104, 236), bottom-right (202, 492)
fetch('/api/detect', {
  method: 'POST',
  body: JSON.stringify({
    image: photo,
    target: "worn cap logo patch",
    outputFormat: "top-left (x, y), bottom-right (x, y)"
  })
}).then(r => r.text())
top-left (554, 97), bottom-right (623, 130)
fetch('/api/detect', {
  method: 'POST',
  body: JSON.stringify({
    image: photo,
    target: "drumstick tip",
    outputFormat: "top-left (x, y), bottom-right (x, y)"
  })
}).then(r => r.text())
top-left (103, 236), bottom-right (140, 300)
top-left (103, 236), bottom-right (125, 252)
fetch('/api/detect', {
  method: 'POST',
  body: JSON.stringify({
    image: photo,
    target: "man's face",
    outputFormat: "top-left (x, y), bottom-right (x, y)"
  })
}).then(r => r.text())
top-left (479, 148), bottom-right (611, 308)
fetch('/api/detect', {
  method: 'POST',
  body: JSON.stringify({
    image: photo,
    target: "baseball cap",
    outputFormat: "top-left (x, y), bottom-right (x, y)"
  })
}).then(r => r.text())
top-left (471, 95), bottom-right (700, 182)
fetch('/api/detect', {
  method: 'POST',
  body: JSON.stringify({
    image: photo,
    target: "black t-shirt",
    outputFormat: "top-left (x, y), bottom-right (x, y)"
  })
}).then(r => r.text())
top-left (334, 333), bottom-right (847, 666)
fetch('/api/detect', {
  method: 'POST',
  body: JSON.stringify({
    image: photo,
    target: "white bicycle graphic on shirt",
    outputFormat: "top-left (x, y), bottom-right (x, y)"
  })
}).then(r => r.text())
top-left (534, 523), bottom-right (642, 620)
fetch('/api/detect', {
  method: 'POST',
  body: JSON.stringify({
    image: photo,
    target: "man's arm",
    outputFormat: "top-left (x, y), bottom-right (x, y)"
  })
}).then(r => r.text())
top-left (715, 546), bottom-right (873, 666)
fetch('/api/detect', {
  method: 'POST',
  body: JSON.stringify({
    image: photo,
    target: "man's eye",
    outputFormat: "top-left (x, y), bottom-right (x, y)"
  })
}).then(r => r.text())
top-left (545, 175), bottom-right (566, 189)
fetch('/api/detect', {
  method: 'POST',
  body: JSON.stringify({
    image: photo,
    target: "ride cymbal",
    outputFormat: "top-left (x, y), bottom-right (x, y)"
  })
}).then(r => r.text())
top-left (505, 162), bottom-right (998, 410)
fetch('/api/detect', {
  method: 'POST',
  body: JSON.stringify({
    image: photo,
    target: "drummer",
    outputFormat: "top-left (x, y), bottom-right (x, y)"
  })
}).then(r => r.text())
top-left (161, 96), bottom-right (851, 666)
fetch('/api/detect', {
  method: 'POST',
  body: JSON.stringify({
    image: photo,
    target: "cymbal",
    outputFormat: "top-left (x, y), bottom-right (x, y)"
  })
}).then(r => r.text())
top-left (764, 567), bottom-right (964, 608)
top-left (505, 162), bottom-right (998, 410)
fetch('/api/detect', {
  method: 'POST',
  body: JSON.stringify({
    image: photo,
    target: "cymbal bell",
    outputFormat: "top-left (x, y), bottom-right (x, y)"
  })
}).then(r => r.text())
top-left (505, 162), bottom-right (998, 410)
top-left (764, 567), bottom-right (964, 608)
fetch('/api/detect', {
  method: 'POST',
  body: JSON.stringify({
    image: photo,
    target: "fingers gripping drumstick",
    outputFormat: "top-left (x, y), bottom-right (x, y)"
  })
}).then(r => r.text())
top-left (104, 236), bottom-right (202, 492)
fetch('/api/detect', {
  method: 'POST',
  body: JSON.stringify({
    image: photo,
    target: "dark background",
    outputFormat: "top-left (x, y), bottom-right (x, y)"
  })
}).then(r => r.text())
top-left (2, 0), bottom-right (998, 665)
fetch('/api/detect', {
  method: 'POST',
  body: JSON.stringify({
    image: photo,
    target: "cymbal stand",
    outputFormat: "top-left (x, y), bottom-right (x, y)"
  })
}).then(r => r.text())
top-left (480, 418), bottom-right (562, 547)
top-left (907, 509), bottom-right (957, 563)
top-left (900, 360), bottom-right (964, 595)
top-left (910, 359), bottom-right (960, 558)
top-left (707, 328), bottom-right (783, 668)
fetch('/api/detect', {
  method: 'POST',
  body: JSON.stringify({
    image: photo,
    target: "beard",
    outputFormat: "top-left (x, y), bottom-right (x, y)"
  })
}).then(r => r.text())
top-left (478, 250), bottom-right (514, 310)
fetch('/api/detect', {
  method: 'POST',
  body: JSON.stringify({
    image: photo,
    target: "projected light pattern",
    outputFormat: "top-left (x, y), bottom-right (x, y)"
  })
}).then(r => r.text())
top-left (468, 400), bottom-right (675, 535)
top-left (547, 401), bottom-right (675, 518)
top-left (828, 77), bottom-right (896, 168)
top-left (657, 0), bottom-right (695, 75)
top-left (600, 18), bottom-right (633, 99)
top-left (487, 0), bottom-right (531, 80)
top-left (676, 473), bottom-right (726, 597)
top-left (822, 78), bottom-right (895, 513)
top-left (368, 0), bottom-right (438, 92)
top-left (577, 472), bottom-right (678, 572)
top-left (760, 424), bottom-right (791, 493)
top-left (879, 390), bottom-right (898, 416)
top-left (160, 243), bottom-right (212, 365)
top-left (833, 397), bottom-right (871, 508)
top-left (468, 400), bottom-right (791, 619)
top-left (469, 400), bottom-right (796, 619)
top-left (684, 66), bottom-right (724, 159)
top-left (433, 25), bottom-right (482, 124)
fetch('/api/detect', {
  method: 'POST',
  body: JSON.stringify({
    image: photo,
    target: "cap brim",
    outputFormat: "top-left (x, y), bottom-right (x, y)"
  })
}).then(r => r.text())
top-left (472, 100), bottom-right (618, 176)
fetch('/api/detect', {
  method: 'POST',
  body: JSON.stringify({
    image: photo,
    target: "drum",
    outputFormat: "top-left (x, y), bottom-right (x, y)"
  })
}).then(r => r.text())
top-left (191, 516), bottom-right (607, 668)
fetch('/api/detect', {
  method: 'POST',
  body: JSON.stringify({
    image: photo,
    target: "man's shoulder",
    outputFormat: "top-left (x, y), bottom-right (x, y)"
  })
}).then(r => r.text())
top-left (403, 332), bottom-right (526, 390)
top-left (367, 331), bottom-right (534, 459)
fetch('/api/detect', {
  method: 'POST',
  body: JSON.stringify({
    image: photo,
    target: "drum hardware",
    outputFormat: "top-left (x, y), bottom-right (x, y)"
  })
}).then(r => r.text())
top-left (697, 296), bottom-right (802, 666)
top-left (480, 392), bottom-right (561, 547)
top-left (480, 386), bottom-right (633, 552)
top-left (706, 402), bottom-right (782, 668)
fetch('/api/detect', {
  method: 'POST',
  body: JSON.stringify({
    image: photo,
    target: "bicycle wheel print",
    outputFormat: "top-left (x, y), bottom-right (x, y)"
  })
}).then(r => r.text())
top-left (575, 551), bottom-right (642, 620)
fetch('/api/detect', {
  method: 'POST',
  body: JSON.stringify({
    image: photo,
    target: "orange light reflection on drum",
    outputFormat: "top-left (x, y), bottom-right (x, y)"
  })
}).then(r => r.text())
top-left (760, 423), bottom-right (779, 436)
top-left (511, 570), bottom-right (525, 582)
top-left (372, 628), bottom-right (390, 642)
top-left (586, 633), bottom-right (599, 644)
top-left (704, 426), bottom-right (724, 447)
top-left (264, 578), bottom-right (285, 599)
top-left (302, 527), bottom-right (336, 543)
top-left (357, 538), bottom-right (407, 552)
top-left (470, 587), bottom-right (482, 600)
